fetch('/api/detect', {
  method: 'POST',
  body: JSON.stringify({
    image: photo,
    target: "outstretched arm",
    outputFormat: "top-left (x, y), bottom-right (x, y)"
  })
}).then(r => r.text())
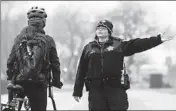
top-left (122, 34), bottom-right (163, 56)
top-left (122, 32), bottom-right (175, 57)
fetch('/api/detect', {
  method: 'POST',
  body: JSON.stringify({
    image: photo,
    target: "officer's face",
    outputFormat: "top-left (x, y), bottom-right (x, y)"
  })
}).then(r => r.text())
top-left (96, 26), bottom-right (109, 38)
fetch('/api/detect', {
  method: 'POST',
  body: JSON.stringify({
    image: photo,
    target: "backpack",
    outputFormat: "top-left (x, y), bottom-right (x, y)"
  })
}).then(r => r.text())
top-left (15, 33), bottom-right (49, 81)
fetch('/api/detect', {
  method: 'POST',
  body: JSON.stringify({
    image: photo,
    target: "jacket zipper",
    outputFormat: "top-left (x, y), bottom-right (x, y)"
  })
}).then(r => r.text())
top-left (100, 44), bottom-right (104, 73)
top-left (95, 40), bottom-right (105, 74)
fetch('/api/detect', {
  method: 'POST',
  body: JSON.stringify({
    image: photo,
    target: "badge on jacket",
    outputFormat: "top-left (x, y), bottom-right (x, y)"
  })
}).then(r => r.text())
top-left (107, 46), bottom-right (114, 51)
top-left (90, 50), bottom-right (96, 54)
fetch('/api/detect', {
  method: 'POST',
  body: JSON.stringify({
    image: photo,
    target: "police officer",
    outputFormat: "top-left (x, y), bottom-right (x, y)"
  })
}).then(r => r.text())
top-left (6, 6), bottom-right (62, 111)
top-left (73, 19), bottom-right (174, 110)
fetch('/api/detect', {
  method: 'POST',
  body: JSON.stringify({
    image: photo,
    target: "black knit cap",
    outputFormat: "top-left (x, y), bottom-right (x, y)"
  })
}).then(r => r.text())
top-left (96, 19), bottom-right (113, 34)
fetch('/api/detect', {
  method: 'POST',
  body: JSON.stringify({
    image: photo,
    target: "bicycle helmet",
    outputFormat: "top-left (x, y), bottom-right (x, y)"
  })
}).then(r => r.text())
top-left (27, 6), bottom-right (47, 19)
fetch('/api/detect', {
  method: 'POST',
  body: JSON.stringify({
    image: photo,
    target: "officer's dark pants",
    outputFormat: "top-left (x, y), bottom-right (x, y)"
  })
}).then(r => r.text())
top-left (18, 82), bottom-right (47, 111)
top-left (88, 86), bottom-right (129, 111)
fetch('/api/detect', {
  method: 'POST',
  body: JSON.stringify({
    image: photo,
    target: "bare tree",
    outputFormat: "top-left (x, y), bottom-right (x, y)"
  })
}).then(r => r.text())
top-left (50, 7), bottom-right (95, 83)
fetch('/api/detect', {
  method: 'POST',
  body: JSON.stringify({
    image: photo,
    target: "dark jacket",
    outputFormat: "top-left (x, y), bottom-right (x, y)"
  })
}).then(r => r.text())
top-left (73, 35), bottom-right (163, 97)
top-left (6, 29), bottom-right (61, 86)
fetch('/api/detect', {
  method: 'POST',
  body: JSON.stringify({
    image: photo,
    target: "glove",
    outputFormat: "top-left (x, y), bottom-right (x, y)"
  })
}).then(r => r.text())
top-left (52, 80), bottom-right (63, 89)
top-left (7, 80), bottom-right (14, 90)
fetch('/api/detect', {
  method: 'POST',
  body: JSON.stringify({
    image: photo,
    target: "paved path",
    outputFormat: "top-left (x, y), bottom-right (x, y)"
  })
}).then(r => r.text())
top-left (1, 85), bottom-right (176, 110)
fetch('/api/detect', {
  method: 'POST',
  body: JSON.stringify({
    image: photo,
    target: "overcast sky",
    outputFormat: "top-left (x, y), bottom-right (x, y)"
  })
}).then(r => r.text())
top-left (2, 1), bottom-right (176, 30)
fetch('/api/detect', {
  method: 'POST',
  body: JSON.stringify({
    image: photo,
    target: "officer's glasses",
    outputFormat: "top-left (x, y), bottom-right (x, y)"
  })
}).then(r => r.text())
top-left (97, 26), bottom-right (107, 30)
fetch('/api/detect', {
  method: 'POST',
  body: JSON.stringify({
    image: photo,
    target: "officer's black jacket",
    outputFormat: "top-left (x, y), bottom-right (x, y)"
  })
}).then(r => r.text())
top-left (6, 28), bottom-right (61, 86)
top-left (73, 34), bottom-right (163, 97)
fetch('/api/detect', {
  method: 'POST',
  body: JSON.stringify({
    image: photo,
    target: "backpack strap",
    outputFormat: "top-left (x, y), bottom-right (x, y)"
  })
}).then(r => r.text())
top-left (123, 63), bottom-right (127, 75)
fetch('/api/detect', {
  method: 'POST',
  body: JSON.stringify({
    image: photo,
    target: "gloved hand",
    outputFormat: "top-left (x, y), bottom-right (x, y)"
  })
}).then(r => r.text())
top-left (7, 80), bottom-right (14, 90)
top-left (74, 96), bottom-right (81, 102)
top-left (52, 80), bottom-right (63, 89)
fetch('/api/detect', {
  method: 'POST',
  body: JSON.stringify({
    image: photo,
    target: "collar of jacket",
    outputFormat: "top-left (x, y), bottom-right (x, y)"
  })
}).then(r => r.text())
top-left (37, 28), bottom-right (45, 35)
